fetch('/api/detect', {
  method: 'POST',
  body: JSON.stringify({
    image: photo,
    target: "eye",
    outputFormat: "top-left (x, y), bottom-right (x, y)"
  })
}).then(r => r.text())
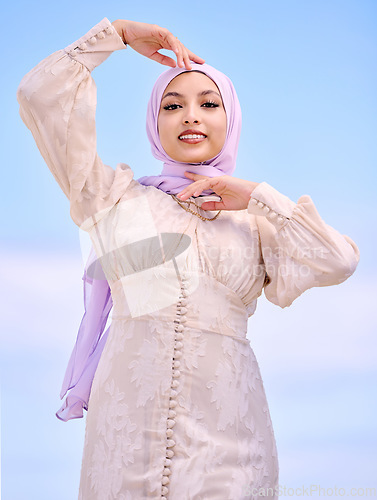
top-left (163, 103), bottom-right (182, 111)
top-left (201, 100), bottom-right (220, 108)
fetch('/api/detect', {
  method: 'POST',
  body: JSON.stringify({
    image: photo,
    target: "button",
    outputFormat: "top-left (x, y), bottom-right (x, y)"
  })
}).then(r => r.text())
top-left (175, 332), bottom-right (183, 341)
top-left (172, 370), bottom-right (181, 378)
top-left (163, 467), bottom-right (171, 476)
top-left (165, 458), bottom-right (172, 466)
top-left (97, 31), bottom-right (105, 39)
top-left (79, 42), bottom-right (88, 51)
top-left (175, 341), bottom-right (183, 349)
top-left (174, 360), bottom-right (181, 368)
top-left (250, 198), bottom-right (258, 205)
top-left (166, 429), bottom-right (174, 438)
top-left (171, 380), bottom-right (179, 388)
top-left (162, 476), bottom-right (170, 485)
top-left (168, 410), bottom-right (177, 418)
top-left (166, 449), bottom-right (174, 458)
top-left (257, 201), bottom-right (265, 209)
top-left (170, 390), bottom-right (178, 398)
top-left (166, 439), bottom-right (176, 447)
top-left (277, 215), bottom-right (285, 224)
top-left (174, 351), bottom-right (182, 359)
top-left (267, 210), bottom-right (277, 219)
top-left (175, 325), bottom-right (184, 332)
top-left (105, 26), bottom-right (114, 35)
top-left (162, 485), bottom-right (169, 494)
top-left (169, 400), bottom-right (177, 408)
top-left (167, 419), bottom-right (176, 428)
top-left (88, 36), bottom-right (97, 45)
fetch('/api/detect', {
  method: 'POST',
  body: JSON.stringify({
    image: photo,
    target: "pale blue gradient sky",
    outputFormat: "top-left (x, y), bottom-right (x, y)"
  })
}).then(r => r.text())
top-left (1, 0), bottom-right (376, 498)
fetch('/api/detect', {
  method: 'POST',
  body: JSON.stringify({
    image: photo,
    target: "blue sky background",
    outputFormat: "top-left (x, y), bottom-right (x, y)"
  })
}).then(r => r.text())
top-left (1, 0), bottom-right (376, 498)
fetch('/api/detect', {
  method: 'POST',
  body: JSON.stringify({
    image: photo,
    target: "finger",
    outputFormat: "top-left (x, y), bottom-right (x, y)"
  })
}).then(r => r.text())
top-left (176, 187), bottom-right (195, 200)
top-left (163, 31), bottom-right (204, 68)
top-left (200, 200), bottom-right (226, 211)
top-left (177, 173), bottom-right (204, 198)
top-left (164, 32), bottom-right (184, 67)
top-left (181, 47), bottom-right (192, 70)
top-left (178, 41), bottom-right (190, 69)
top-left (184, 171), bottom-right (208, 181)
top-left (149, 51), bottom-right (176, 68)
top-left (178, 178), bottom-right (207, 193)
top-left (177, 179), bottom-right (213, 199)
top-left (176, 184), bottom-right (200, 200)
top-left (176, 43), bottom-right (184, 68)
top-left (187, 49), bottom-right (205, 64)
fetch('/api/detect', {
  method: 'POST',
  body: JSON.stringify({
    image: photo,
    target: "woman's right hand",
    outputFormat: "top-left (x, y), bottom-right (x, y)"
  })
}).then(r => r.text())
top-left (111, 19), bottom-right (204, 70)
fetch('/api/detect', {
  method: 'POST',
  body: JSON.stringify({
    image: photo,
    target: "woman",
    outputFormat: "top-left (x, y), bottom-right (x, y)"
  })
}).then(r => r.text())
top-left (17, 17), bottom-right (359, 500)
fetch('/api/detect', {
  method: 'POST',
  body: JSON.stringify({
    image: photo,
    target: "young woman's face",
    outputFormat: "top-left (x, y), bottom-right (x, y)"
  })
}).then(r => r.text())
top-left (157, 71), bottom-right (227, 163)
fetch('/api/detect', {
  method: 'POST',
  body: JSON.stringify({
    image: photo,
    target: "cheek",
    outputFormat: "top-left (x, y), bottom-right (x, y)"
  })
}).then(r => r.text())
top-left (157, 115), bottom-right (163, 138)
top-left (157, 116), bottom-right (168, 145)
top-left (215, 114), bottom-right (227, 147)
top-left (157, 115), bottom-right (176, 156)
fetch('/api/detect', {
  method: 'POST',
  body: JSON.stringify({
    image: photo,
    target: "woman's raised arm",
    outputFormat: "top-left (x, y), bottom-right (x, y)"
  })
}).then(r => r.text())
top-left (17, 18), bottom-right (203, 230)
top-left (112, 19), bottom-right (204, 70)
top-left (178, 172), bottom-right (360, 307)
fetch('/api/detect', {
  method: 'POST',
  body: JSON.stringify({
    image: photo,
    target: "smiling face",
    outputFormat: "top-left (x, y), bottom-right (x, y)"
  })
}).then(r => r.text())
top-left (157, 71), bottom-right (227, 164)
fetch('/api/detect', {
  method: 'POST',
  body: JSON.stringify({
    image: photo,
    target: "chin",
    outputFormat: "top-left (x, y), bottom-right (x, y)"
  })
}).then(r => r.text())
top-left (172, 150), bottom-right (213, 164)
top-left (164, 142), bottom-right (221, 164)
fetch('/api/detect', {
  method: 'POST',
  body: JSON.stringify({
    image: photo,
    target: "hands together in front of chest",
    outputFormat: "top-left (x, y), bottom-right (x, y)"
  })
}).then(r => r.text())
top-left (111, 19), bottom-right (204, 70)
top-left (177, 172), bottom-right (260, 211)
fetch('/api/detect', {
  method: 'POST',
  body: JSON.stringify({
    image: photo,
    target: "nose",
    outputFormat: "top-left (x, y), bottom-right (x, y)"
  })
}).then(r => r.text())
top-left (183, 105), bottom-right (200, 125)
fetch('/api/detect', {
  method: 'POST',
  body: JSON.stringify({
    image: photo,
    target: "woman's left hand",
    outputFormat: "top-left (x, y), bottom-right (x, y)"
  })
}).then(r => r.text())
top-left (177, 172), bottom-right (260, 211)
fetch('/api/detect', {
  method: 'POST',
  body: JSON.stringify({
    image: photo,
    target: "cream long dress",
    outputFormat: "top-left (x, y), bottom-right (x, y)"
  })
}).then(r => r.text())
top-left (17, 18), bottom-right (360, 500)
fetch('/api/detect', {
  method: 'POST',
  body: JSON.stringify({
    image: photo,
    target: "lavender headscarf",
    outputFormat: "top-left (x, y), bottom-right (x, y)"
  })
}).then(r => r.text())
top-left (56, 62), bottom-right (242, 421)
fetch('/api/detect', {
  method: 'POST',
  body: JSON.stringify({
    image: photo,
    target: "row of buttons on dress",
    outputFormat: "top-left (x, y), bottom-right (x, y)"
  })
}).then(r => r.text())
top-left (249, 197), bottom-right (288, 225)
top-left (161, 275), bottom-right (188, 499)
top-left (69, 25), bottom-right (115, 55)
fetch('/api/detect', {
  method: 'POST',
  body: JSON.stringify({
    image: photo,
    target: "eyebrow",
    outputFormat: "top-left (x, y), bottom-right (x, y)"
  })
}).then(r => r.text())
top-left (161, 90), bottom-right (221, 101)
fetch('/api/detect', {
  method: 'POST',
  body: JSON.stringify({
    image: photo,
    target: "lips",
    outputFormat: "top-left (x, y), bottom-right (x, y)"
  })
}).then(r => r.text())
top-left (178, 129), bottom-right (207, 144)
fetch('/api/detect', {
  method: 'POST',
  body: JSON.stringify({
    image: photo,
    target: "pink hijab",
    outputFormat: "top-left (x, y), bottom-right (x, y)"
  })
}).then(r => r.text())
top-left (56, 62), bottom-right (242, 421)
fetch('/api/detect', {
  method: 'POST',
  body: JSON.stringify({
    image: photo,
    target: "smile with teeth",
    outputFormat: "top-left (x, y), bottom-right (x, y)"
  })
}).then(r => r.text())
top-left (179, 134), bottom-right (206, 140)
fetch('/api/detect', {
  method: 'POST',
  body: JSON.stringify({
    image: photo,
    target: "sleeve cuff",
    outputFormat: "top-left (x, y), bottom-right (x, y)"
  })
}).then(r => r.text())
top-left (64, 17), bottom-right (126, 72)
top-left (247, 181), bottom-right (296, 227)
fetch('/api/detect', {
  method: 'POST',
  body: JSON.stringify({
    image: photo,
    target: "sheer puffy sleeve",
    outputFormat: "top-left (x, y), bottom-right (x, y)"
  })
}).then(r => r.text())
top-left (247, 182), bottom-right (360, 308)
top-left (16, 18), bottom-right (133, 230)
